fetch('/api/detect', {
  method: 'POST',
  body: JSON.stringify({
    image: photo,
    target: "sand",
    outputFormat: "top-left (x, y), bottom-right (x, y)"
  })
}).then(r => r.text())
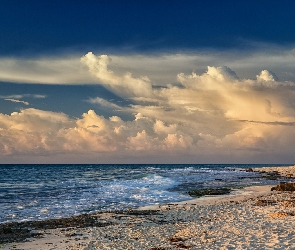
top-left (2, 165), bottom-right (295, 250)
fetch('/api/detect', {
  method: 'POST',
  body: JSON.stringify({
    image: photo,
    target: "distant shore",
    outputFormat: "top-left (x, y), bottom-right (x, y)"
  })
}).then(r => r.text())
top-left (1, 165), bottom-right (295, 250)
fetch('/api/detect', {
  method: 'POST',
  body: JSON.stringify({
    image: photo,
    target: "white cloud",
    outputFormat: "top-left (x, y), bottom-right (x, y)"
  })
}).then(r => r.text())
top-left (81, 52), bottom-right (153, 98)
top-left (0, 94), bottom-right (47, 108)
top-left (4, 98), bottom-right (29, 105)
top-left (87, 97), bottom-right (124, 111)
top-left (0, 94), bottom-right (46, 99)
top-left (207, 66), bottom-right (239, 80)
top-left (256, 70), bottom-right (278, 82)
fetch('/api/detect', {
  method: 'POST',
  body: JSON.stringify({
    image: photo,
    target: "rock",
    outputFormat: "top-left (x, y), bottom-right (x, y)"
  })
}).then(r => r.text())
top-left (261, 171), bottom-right (282, 180)
top-left (167, 237), bottom-right (184, 242)
top-left (283, 200), bottom-right (295, 208)
top-left (271, 183), bottom-right (295, 191)
top-left (267, 171), bottom-right (280, 176)
top-left (254, 200), bottom-right (276, 206)
top-left (175, 243), bottom-right (192, 249)
top-left (125, 210), bottom-right (158, 216)
top-left (245, 168), bottom-right (254, 172)
top-left (188, 188), bottom-right (231, 197)
top-left (270, 211), bottom-right (294, 218)
top-left (265, 176), bottom-right (281, 180)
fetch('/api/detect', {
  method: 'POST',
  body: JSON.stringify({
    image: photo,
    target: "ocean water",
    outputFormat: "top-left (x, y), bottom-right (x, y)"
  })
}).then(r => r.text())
top-left (0, 164), bottom-right (286, 223)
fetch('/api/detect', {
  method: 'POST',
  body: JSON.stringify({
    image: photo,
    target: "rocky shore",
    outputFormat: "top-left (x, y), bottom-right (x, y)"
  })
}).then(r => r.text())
top-left (1, 165), bottom-right (295, 250)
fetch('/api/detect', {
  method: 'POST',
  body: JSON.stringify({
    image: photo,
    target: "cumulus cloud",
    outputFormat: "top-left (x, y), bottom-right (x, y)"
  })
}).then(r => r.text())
top-left (257, 70), bottom-right (278, 82)
top-left (0, 108), bottom-right (191, 157)
top-left (81, 52), bottom-right (153, 98)
top-left (1, 52), bottom-right (295, 163)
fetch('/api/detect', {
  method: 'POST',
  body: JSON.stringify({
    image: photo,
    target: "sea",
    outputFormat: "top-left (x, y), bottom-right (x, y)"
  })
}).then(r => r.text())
top-left (0, 164), bottom-right (288, 224)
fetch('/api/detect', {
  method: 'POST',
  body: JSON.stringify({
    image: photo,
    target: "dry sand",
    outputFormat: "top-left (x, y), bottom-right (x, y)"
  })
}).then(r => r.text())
top-left (2, 165), bottom-right (295, 250)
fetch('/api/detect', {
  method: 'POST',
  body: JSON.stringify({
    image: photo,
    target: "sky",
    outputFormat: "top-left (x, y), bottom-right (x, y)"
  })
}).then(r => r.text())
top-left (1, 1), bottom-right (295, 164)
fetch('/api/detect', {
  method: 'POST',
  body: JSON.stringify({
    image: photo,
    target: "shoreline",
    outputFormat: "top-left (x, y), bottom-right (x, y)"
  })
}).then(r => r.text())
top-left (1, 165), bottom-right (295, 249)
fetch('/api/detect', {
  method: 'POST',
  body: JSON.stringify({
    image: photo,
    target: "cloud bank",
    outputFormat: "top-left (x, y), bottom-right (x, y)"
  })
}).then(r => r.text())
top-left (1, 45), bottom-right (295, 84)
top-left (1, 51), bottom-right (295, 163)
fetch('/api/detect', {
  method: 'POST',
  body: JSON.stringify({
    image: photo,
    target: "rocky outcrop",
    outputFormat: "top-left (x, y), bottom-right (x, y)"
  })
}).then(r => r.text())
top-left (188, 188), bottom-right (231, 197)
top-left (271, 183), bottom-right (295, 191)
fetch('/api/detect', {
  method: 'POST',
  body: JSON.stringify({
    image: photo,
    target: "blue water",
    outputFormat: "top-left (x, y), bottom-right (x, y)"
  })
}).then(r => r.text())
top-left (0, 164), bottom-right (287, 223)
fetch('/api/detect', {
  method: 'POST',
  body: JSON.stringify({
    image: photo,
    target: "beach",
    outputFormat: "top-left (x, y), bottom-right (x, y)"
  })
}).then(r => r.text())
top-left (2, 165), bottom-right (295, 250)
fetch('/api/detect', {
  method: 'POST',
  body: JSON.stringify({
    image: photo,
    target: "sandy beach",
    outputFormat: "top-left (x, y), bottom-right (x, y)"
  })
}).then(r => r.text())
top-left (2, 166), bottom-right (295, 250)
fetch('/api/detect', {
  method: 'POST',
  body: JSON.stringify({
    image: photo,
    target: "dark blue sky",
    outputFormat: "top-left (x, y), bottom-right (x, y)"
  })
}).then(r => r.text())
top-left (0, 82), bottom-right (131, 118)
top-left (1, 1), bottom-right (295, 117)
top-left (1, 1), bottom-right (295, 56)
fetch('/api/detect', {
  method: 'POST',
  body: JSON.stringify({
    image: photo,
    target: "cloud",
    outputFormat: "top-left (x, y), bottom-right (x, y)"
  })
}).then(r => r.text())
top-left (81, 52), bottom-right (153, 98)
top-left (4, 98), bottom-right (29, 105)
top-left (1, 44), bottom-right (295, 85)
top-left (1, 52), bottom-right (295, 163)
top-left (0, 94), bottom-right (46, 99)
top-left (177, 68), bottom-right (284, 125)
top-left (0, 108), bottom-right (188, 157)
top-left (87, 97), bottom-right (124, 110)
top-left (0, 94), bottom-right (47, 107)
top-left (239, 120), bottom-right (295, 126)
top-left (256, 70), bottom-right (278, 82)
top-left (0, 56), bottom-right (94, 84)
top-left (207, 66), bottom-right (239, 80)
